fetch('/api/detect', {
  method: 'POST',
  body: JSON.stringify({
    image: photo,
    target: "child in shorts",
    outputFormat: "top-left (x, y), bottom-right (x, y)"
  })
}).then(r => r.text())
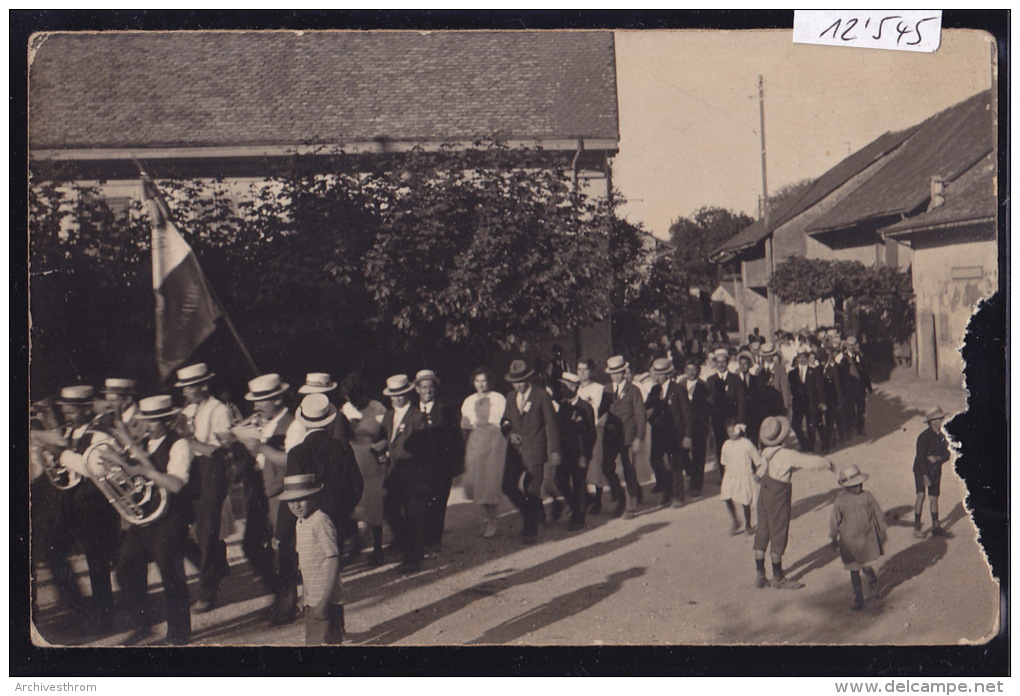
top-left (830, 464), bottom-right (886, 610)
top-left (279, 473), bottom-right (345, 645)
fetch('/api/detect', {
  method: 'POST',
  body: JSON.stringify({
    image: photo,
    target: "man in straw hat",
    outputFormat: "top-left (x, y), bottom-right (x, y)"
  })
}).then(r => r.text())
top-left (676, 357), bottom-right (712, 499)
top-left (645, 357), bottom-right (685, 507)
top-left (278, 474), bottom-right (346, 645)
top-left (501, 359), bottom-right (561, 543)
top-left (414, 369), bottom-right (465, 555)
top-left (298, 372), bottom-right (352, 444)
top-left (379, 374), bottom-right (430, 572)
top-left (279, 394), bottom-right (363, 584)
top-left (913, 406), bottom-right (953, 539)
top-left (101, 377), bottom-right (143, 440)
top-left (229, 373), bottom-right (305, 621)
top-left (101, 395), bottom-right (194, 644)
top-left (706, 348), bottom-right (744, 479)
top-left (555, 371), bottom-right (597, 531)
top-left (174, 363), bottom-right (233, 613)
top-left (788, 346), bottom-right (827, 454)
top-left (603, 355), bottom-right (646, 518)
top-left (758, 342), bottom-right (791, 420)
top-left (32, 385), bottom-right (121, 633)
top-left (753, 415), bottom-right (836, 590)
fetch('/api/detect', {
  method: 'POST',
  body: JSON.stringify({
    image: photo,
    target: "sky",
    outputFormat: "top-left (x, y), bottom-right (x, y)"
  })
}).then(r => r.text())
top-left (611, 29), bottom-right (995, 238)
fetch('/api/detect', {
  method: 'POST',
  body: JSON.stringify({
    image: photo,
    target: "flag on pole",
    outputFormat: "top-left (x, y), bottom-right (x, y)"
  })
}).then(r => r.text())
top-left (143, 178), bottom-right (223, 381)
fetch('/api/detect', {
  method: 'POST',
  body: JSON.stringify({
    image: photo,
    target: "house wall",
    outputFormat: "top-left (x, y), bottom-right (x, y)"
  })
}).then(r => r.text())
top-left (911, 225), bottom-right (997, 383)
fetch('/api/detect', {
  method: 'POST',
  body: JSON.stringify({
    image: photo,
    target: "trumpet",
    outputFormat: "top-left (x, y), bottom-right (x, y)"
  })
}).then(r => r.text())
top-left (30, 400), bottom-right (82, 491)
top-left (81, 434), bottom-right (168, 527)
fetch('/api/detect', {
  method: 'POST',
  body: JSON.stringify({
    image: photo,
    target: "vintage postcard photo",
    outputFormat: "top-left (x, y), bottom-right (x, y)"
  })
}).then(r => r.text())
top-left (24, 24), bottom-right (1002, 653)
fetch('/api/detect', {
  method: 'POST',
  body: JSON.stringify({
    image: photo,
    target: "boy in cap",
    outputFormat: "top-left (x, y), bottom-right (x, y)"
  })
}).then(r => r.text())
top-left (279, 474), bottom-right (345, 645)
top-left (913, 406), bottom-right (953, 539)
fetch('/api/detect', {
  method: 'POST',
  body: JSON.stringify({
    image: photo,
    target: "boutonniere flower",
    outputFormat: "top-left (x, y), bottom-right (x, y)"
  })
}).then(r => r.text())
top-left (398, 423), bottom-right (406, 434)
top-left (523, 402), bottom-right (532, 414)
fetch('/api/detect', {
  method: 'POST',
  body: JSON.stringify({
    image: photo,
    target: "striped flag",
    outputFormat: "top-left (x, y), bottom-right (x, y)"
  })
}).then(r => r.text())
top-left (143, 179), bottom-right (223, 381)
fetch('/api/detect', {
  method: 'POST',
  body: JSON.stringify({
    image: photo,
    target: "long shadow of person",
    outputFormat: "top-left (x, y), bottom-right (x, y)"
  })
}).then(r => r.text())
top-left (875, 503), bottom-right (967, 600)
top-left (347, 521), bottom-right (668, 645)
top-left (467, 566), bottom-right (647, 645)
top-left (784, 541), bottom-right (841, 583)
top-left (789, 488), bottom-right (839, 522)
top-left (883, 504), bottom-right (917, 528)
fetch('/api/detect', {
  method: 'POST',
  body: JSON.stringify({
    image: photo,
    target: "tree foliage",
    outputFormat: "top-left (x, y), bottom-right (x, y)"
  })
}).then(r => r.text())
top-left (770, 256), bottom-right (915, 341)
top-left (667, 206), bottom-right (755, 292)
top-left (29, 143), bottom-right (640, 396)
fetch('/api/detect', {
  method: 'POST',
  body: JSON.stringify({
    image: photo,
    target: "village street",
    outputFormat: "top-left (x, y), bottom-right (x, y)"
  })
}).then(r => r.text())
top-left (31, 366), bottom-right (999, 648)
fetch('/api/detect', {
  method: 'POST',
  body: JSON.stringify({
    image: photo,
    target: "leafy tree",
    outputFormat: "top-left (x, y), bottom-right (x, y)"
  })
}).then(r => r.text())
top-left (667, 206), bottom-right (755, 293)
top-left (769, 256), bottom-right (914, 341)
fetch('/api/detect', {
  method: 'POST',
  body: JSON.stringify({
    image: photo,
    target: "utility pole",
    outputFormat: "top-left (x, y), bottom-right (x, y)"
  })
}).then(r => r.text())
top-left (759, 75), bottom-right (778, 337)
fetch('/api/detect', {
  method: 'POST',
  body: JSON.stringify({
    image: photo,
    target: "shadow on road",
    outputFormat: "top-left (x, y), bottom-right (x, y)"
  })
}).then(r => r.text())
top-left (789, 488), bottom-right (839, 522)
top-left (786, 541), bottom-right (841, 583)
top-left (346, 522), bottom-right (667, 645)
top-left (883, 504), bottom-right (917, 528)
top-left (467, 566), bottom-right (647, 645)
top-left (875, 502), bottom-right (966, 600)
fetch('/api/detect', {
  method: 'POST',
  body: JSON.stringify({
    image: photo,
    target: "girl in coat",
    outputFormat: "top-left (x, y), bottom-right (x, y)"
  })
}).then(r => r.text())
top-left (719, 418), bottom-right (762, 535)
top-left (829, 464), bottom-right (886, 610)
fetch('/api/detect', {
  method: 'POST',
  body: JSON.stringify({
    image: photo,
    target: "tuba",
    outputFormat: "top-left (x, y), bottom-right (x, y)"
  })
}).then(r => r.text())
top-left (30, 400), bottom-right (82, 491)
top-left (82, 437), bottom-right (169, 526)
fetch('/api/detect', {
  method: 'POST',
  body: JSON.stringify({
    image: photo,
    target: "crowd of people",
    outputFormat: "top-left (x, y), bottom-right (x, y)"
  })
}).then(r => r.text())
top-left (29, 324), bottom-right (954, 646)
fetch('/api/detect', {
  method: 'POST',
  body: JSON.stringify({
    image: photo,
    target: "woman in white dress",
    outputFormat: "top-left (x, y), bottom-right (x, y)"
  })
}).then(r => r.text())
top-left (460, 367), bottom-right (507, 538)
top-left (340, 373), bottom-right (388, 566)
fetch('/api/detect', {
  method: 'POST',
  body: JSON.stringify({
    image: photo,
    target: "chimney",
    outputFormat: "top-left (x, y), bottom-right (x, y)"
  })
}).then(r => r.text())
top-left (928, 175), bottom-right (946, 210)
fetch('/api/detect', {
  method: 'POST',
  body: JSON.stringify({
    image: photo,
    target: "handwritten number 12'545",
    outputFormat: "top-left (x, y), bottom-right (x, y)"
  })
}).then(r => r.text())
top-left (820, 16), bottom-right (939, 46)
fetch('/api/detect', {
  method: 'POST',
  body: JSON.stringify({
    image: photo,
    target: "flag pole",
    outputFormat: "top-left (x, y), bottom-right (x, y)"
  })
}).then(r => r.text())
top-left (136, 161), bottom-right (260, 378)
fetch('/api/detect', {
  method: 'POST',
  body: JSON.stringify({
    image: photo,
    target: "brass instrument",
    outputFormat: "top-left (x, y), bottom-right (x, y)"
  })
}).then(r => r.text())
top-left (30, 400), bottom-right (82, 491)
top-left (82, 435), bottom-right (169, 526)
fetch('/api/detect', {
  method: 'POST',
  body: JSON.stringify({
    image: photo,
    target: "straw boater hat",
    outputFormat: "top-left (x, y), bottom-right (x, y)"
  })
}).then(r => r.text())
top-left (134, 395), bottom-right (182, 420)
top-left (56, 385), bottom-right (96, 405)
top-left (244, 373), bottom-right (289, 401)
top-left (559, 371), bottom-right (581, 389)
top-left (505, 360), bottom-right (535, 383)
top-left (276, 473), bottom-right (323, 502)
top-left (295, 393), bottom-right (337, 429)
top-left (650, 357), bottom-right (674, 376)
top-left (759, 415), bottom-right (791, 447)
top-left (924, 406), bottom-right (946, 423)
top-left (737, 350), bottom-right (755, 364)
top-left (382, 374), bottom-right (415, 396)
top-left (759, 341), bottom-right (778, 357)
top-left (297, 372), bottom-right (337, 394)
top-left (837, 464), bottom-right (869, 488)
top-left (712, 348), bottom-right (729, 361)
top-left (414, 369), bottom-right (441, 386)
top-left (174, 363), bottom-right (214, 387)
top-left (605, 355), bottom-right (629, 375)
top-left (101, 378), bottom-right (136, 396)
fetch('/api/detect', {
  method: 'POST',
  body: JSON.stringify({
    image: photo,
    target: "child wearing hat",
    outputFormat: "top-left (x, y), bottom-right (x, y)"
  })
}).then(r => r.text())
top-left (913, 406), bottom-right (953, 539)
top-left (829, 465), bottom-right (886, 610)
top-left (280, 474), bottom-right (345, 645)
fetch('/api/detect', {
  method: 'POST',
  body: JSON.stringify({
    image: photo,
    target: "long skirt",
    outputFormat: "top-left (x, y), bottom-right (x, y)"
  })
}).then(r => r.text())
top-left (463, 426), bottom-right (507, 505)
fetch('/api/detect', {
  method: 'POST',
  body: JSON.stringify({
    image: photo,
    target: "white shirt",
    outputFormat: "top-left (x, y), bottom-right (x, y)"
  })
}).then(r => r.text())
top-left (684, 378), bottom-right (698, 399)
top-left (760, 446), bottom-right (830, 484)
top-left (799, 365), bottom-right (808, 382)
top-left (577, 381), bottom-right (605, 410)
top-left (460, 391), bottom-right (507, 431)
top-left (181, 396), bottom-right (232, 446)
top-left (390, 403), bottom-right (411, 442)
top-left (516, 386), bottom-right (532, 413)
top-left (146, 435), bottom-right (193, 484)
top-left (294, 509), bottom-right (344, 607)
top-left (257, 408), bottom-right (306, 470)
top-left (58, 424), bottom-right (113, 479)
top-left (660, 381), bottom-right (670, 399)
top-left (420, 400), bottom-right (434, 416)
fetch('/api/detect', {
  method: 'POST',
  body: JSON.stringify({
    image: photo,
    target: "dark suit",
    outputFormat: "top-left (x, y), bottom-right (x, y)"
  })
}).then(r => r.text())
top-left (501, 385), bottom-right (560, 538)
top-left (789, 363), bottom-right (827, 452)
top-left (381, 406), bottom-right (430, 566)
top-left (820, 362), bottom-right (844, 451)
top-left (676, 377), bottom-right (711, 496)
top-left (734, 370), bottom-right (763, 446)
top-left (645, 379), bottom-right (685, 503)
top-left (556, 396), bottom-right (596, 526)
top-left (603, 380), bottom-right (646, 503)
top-left (706, 370), bottom-right (745, 476)
top-left (759, 365), bottom-right (789, 419)
top-left (419, 399), bottom-right (464, 549)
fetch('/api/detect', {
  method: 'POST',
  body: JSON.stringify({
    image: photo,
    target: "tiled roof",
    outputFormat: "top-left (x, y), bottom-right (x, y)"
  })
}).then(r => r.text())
top-left (710, 127), bottom-right (917, 258)
top-left (882, 153), bottom-right (996, 236)
top-left (808, 90), bottom-right (994, 233)
top-left (29, 31), bottom-right (619, 150)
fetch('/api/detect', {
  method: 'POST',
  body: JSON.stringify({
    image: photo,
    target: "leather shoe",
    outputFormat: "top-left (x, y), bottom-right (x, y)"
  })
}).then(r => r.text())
top-left (772, 576), bottom-right (805, 590)
top-left (671, 499), bottom-right (684, 509)
top-left (193, 599), bottom-right (216, 614)
top-left (611, 500), bottom-right (626, 518)
top-left (651, 483), bottom-right (664, 494)
top-left (623, 509), bottom-right (636, 520)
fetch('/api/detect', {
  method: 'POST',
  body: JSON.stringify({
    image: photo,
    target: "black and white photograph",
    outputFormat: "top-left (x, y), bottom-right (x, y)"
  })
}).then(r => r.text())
top-left (21, 17), bottom-right (1005, 661)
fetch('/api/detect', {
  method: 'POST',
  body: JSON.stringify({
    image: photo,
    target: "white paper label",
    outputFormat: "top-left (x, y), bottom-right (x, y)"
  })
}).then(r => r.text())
top-left (793, 10), bottom-right (942, 53)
